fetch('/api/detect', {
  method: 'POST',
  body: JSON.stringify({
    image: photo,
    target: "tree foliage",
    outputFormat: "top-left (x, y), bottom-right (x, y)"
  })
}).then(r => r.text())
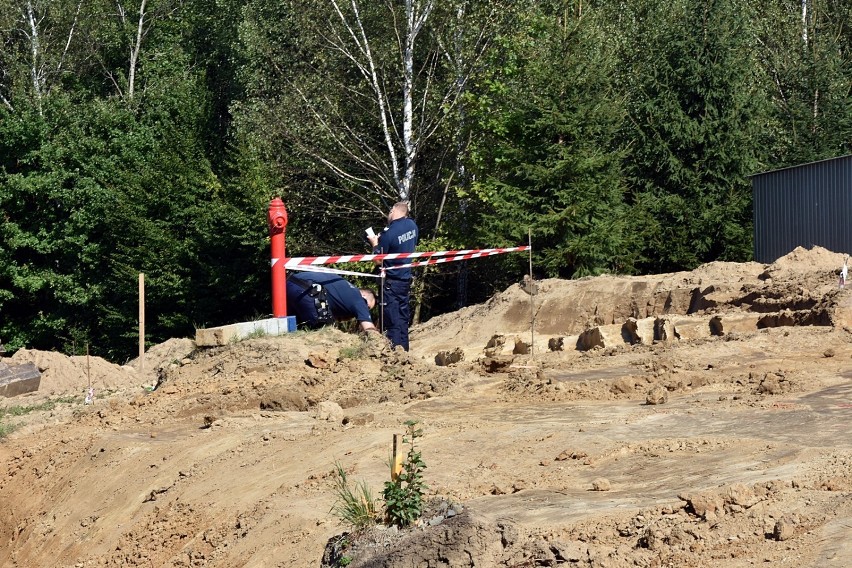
top-left (0, 0), bottom-right (850, 359)
top-left (613, 0), bottom-right (771, 272)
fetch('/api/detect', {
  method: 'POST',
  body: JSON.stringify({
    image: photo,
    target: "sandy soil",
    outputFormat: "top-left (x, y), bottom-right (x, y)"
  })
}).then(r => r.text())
top-left (1, 246), bottom-right (851, 567)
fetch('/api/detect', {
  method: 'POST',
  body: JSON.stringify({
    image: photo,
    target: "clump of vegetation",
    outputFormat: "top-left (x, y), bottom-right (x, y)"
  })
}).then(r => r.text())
top-left (338, 342), bottom-right (369, 360)
top-left (383, 420), bottom-right (428, 527)
top-left (328, 420), bottom-right (429, 533)
top-left (0, 396), bottom-right (80, 439)
top-left (329, 462), bottom-right (380, 531)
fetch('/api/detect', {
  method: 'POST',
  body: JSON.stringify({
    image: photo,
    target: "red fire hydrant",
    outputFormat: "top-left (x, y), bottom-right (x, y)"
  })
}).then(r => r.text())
top-left (268, 198), bottom-right (288, 317)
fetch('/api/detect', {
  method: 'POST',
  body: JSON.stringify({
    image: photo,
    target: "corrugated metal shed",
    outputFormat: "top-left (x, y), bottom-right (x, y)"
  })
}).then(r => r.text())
top-left (752, 155), bottom-right (852, 263)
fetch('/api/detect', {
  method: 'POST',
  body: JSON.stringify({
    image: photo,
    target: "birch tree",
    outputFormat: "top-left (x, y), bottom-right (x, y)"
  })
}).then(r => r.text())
top-left (0, 0), bottom-right (83, 112)
top-left (755, 0), bottom-right (852, 165)
top-left (238, 0), bottom-right (501, 217)
top-left (94, 0), bottom-right (181, 101)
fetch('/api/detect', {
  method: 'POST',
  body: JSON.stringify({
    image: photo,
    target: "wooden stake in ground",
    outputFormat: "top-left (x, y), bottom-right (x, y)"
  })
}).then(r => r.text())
top-left (139, 273), bottom-right (145, 375)
top-left (391, 434), bottom-right (404, 481)
top-left (528, 228), bottom-right (535, 360)
top-left (86, 343), bottom-right (91, 388)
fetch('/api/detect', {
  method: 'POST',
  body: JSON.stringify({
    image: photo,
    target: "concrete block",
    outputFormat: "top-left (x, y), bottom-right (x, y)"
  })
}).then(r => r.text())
top-left (655, 315), bottom-right (711, 342)
top-left (195, 316), bottom-right (296, 347)
top-left (670, 315), bottom-right (711, 341)
top-left (709, 313), bottom-right (760, 336)
top-left (0, 361), bottom-right (42, 397)
top-left (623, 317), bottom-right (656, 344)
top-left (576, 324), bottom-right (629, 351)
top-left (655, 317), bottom-right (675, 343)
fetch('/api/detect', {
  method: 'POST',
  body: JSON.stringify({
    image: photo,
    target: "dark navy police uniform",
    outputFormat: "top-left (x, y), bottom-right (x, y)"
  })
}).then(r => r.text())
top-left (374, 216), bottom-right (418, 350)
top-left (286, 271), bottom-right (372, 329)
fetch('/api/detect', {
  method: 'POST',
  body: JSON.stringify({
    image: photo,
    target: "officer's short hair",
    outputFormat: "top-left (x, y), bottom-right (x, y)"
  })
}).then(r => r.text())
top-left (393, 202), bottom-right (409, 216)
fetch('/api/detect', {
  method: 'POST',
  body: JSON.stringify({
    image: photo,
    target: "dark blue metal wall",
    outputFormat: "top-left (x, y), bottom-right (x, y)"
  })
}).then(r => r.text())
top-left (752, 155), bottom-right (852, 263)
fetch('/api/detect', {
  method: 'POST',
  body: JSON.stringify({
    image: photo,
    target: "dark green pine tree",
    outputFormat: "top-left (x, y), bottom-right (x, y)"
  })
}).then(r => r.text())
top-left (469, 1), bottom-right (635, 279)
top-left (616, 0), bottom-right (771, 272)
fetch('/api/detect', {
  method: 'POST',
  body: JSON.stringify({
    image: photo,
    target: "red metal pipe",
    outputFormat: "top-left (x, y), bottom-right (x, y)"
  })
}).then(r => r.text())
top-left (268, 198), bottom-right (288, 317)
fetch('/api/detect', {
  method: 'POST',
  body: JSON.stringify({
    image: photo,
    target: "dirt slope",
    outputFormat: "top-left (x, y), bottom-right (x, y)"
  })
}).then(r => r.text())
top-left (1, 246), bottom-right (851, 567)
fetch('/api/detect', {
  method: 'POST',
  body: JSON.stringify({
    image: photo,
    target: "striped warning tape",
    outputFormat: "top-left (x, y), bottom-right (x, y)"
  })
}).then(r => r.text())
top-left (384, 248), bottom-right (527, 271)
top-left (287, 265), bottom-right (383, 278)
top-left (283, 246), bottom-right (530, 268)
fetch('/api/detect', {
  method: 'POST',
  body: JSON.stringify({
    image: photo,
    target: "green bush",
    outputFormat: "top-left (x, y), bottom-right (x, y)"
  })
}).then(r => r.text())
top-left (383, 420), bottom-right (428, 527)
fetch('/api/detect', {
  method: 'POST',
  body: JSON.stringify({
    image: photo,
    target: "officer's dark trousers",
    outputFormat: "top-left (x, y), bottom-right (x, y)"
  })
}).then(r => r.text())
top-left (383, 278), bottom-right (411, 350)
top-left (286, 280), bottom-right (322, 329)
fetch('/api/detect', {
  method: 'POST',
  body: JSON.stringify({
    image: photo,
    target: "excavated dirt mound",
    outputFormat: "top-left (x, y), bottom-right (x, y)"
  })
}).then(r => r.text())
top-left (1, 245), bottom-right (851, 568)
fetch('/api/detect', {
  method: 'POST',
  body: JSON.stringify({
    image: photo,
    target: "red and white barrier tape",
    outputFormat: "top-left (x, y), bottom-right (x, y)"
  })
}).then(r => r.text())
top-left (283, 246), bottom-right (530, 268)
top-left (287, 265), bottom-right (383, 278)
top-left (384, 248), bottom-right (527, 271)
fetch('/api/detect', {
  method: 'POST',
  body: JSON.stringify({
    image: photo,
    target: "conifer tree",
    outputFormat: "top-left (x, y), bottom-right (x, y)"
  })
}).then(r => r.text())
top-left (613, 0), bottom-right (770, 271)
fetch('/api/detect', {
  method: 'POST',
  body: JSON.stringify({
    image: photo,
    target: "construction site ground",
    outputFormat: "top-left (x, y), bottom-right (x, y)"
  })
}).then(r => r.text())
top-left (1, 246), bottom-right (851, 567)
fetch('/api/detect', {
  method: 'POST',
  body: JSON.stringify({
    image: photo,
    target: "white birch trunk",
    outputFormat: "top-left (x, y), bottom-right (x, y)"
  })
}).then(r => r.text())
top-left (128, 0), bottom-right (146, 100)
top-left (25, 0), bottom-right (43, 112)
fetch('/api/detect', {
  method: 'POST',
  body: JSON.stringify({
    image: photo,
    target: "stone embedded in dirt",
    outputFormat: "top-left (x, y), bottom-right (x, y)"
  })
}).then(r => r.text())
top-left (823, 348), bottom-right (835, 358)
top-left (490, 484), bottom-right (506, 495)
top-left (485, 334), bottom-right (506, 350)
top-left (512, 481), bottom-right (526, 493)
top-left (259, 388), bottom-right (308, 411)
top-left (654, 317), bottom-right (676, 343)
top-left (679, 491), bottom-right (725, 520)
top-left (623, 317), bottom-right (655, 345)
top-left (550, 540), bottom-right (589, 563)
top-left (547, 337), bottom-right (564, 351)
top-left (305, 352), bottom-right (331, 369)
top-left (756, 373), bottom-right (787, 395)
top-left (315, 401), bottom-right (343, 422)
top-left (591, 478), bottom-right (611, 491)
top-left (646, 385), bottom-right (668, 405)
top-left (512, 338), bottom-right (530, 355)
top-left (481, 355), bottom-right (514, 373)
top-left (434, 348), bottom-right (464, 366)
top-left (336, 396), bottom-right (363, 409)
top-left (557, 450), bottom-right (588, 461)
top-left (819, 477), bottom-right (848, 491)
top-left (773, 517), bottom-right (796, 541)
top-left (709, 313), bottom-right (761, 336)
top-left (577, 324), bottom-right (627, 351)
top-left (611, 376), bottom-right (635, 394)
top-left (342, 412), bottom-right (374, 426)
top-left (724, 483), bottom-right (761, 509)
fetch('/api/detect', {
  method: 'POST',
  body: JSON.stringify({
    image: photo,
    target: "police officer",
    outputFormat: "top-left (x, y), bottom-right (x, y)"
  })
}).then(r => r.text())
top-left (367, 202), bottom-right (419, 350)
top-left (286, 271), bottom-right (379, 333)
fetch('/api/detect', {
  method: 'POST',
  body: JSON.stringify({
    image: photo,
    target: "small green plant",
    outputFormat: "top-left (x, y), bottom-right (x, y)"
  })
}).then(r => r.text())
top-left (234, 327), bottom-right (269, 342)
top-left (338, 556), bottom-right (352, 566)
top-left (330, 462), bottom-right (379, 531)
top-left (338, 343), bottom-right (368, 360)
top-left (0, 422), bottom-right (15, 439)
top-left (383, 420), bottom-right (428, 527)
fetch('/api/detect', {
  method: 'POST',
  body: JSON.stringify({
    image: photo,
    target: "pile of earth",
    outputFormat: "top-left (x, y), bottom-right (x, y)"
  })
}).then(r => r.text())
top-left (0, 245), bottom-right (850, 567)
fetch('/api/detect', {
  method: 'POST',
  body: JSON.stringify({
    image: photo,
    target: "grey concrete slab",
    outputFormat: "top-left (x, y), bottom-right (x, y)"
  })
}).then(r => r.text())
top-left (0, 361), bottom-right (42, 397)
